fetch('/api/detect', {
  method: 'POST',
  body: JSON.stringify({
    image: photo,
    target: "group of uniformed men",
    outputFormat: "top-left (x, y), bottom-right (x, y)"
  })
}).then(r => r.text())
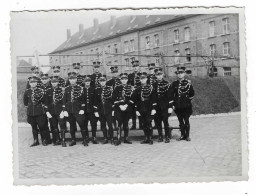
top-left (23, 60), bottom-right (195, 147)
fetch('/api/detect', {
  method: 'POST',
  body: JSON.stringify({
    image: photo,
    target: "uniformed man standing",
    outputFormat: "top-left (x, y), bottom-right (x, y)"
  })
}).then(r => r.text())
top-left (50, 65), bottom-right (66, 88)
top-left (66, 63), bottom-right (85, 87)
top-left (170, 67), bottom-right (195, 141)
top-left (94, 76), bottom-right (114, 144)
top-left (40, 73), bottom-right (53, 144)
top-left (112, 73), bottom-right (133, 146)
top-left (132, 72), bottom-right (157, 145)
top-left (90, 61), bottom-right (103, 89)
top-left (46, 76), bottom-right (66, 146)
top-left (83, 76), bottom-right (98, 144)
top-left (26, 66), bottom-right (42, 89)
top-left (63, 72), bottom-right (87, 146)
top-left (147, 63), bottom-right (157, 85)
top-left (153, 68), bottom-right (173, 143)
top-left (106, 65), bottom-right (121, 131)
top-left (128, 60), bottom-right (142, 130)
top-left (23, 77), bottom-right (49, 146)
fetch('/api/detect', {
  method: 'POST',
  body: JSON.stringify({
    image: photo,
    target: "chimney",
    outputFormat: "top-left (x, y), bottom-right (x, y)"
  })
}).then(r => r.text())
top-left (93, 18), bottom-right (99, 30)
top-left (79, 24), bottom-right (84, 35)
top-left (110, 16), bottom-right (117, 28)
top-left (28, 58), bottom-right (32, 65)
top-left (67, 29), bottom-right (71, 40)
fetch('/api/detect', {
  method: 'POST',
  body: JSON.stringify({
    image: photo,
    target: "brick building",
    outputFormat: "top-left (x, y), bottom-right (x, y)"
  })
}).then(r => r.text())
top-left (50, 14), bottom-right (240, 78)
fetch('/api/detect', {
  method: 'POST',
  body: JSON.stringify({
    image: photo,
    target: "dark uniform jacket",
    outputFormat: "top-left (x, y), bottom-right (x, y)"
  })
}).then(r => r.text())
top-left (147, 73), bottom-right (157, 85)
top-left (153, 79), bottom-right (172, 111)
top-left (83, 86), bottom-right (95, 113)
top-left (170, 79), bottom-right (195, 109)
top-left (94, 86), bottom-right (113, 115)
top-left (63, 85), bottom-right (85, 114)
top-left (46, 86), bottom-right (65, 116)
top-left (90, 73), bottom-right (102, 88)
top-left (106, 77), bottom-right (121, 90)
top-left (132, 84), bottom-right (157, 114)
top-left (128, 72), bottom-right (141, 89)
top-left (26, 76), bottom-right (42, 89)
top-left (65, 74), bottom-right (85, 87)
top-left (23, 87), bottom-right (47, 116)
top-left (112, 84), bottom-right (134, 113)
top-left (50, 76), bottom-right (66, 88)
top-left (41, 83), bottom-right (52, 96)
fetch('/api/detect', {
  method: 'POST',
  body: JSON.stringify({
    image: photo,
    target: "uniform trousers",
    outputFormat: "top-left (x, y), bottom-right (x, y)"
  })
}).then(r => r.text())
top-left (49, 114), bottom-right (66, 142)
top-left (115, 110), bottom-right (130, 138)
top-left (67, 113), bottom-right (86, 140)
top-left (99, 113), bottom-right (113, 139)
top-left (27, 115), bottom-right (48, 142)
top-left (139, 111), bottom-right (154, 138)
top-left (155, 107), bottom-right (170, 138)
top-left (84, 112), bottom-right (97, 138)
top-left (175, 107), bottom-right (192, 139)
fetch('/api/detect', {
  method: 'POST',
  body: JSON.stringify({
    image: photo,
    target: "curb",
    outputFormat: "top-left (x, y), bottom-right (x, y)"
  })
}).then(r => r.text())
top-left (17, 112), bottom-right (241, 128)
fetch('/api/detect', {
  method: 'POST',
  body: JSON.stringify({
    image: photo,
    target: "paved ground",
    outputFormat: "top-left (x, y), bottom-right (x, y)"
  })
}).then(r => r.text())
top-left (17, 114), bottom-right (241, 180)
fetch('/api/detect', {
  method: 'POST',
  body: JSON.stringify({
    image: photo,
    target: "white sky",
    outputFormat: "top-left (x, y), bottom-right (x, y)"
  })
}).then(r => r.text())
top-left (11, 10), bottom-right (127, 72)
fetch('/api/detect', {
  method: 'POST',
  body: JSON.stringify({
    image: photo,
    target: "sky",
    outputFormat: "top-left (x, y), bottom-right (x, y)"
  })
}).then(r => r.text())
top-left (10, 10), bottom-right (127, 72)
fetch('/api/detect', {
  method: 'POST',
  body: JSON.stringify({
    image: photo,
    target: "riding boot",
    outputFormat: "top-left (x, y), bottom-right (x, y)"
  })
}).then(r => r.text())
top-left (157, 127), bottom-right (163, 142)
top-left (140, 129), bottom-right (149, 144)
top-left (148, 127), bottom-right (153, 145)
top-left (177, 124), bottom-right (186, 141)
top-left (102, 128), bottom-right (108, 144)
top-left (81, 130), bottom-right (88, 146)
top-left (115, 127), bottom-right (122, 146)
top-left (42, 131), bottom-right (48, 146)
top-left (164, 126), bottom-right (170, 143)
top-left (139, 117), bottom-right (143, 129)
top-left (92, 137), bottom-right (99, 144)
top-left (61, 130), bottom-right (67, 147)
top-left (30, 129), bottom-right (39, 147)
top-left (53, 129), bottom-right (61, 145)
top-left (123, 127), bottom-right (132, 144)
top-left (69, 130), bottom-right (76, 146)
top-left (131, 118), bottom-right (136, 130)
top-left (185, 124), bottom-right (191, 141)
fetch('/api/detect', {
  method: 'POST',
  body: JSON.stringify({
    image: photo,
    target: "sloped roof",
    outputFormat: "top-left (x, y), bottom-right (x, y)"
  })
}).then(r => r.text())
top-left (17, 59), bottom-right (32, 73)
top-left (51, 15), bottom-right (189, 54)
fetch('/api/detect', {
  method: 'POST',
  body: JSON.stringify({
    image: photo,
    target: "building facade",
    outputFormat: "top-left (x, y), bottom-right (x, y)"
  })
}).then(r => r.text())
top-left (50, 14), bottom-right (240, 78)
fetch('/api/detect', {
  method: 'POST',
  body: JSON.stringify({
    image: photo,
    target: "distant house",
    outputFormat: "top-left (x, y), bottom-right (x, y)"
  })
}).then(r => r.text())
top-left (17, 59), bottom-right (33, 80)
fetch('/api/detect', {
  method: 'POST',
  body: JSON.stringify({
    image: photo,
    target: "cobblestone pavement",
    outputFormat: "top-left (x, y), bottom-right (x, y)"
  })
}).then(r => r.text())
top-left (17, 114), bottom-right (241, 180)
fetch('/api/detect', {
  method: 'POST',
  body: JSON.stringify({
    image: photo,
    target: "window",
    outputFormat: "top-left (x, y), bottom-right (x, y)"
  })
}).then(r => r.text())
top-left (130, 57), bottom-right (135, 63)
top-left (145, 36), bottom-right (150, 49)
top-left (154, 34), bottom-right (159, 47)
top-left (209, 21), bottom-right (215, 37)
top-left (114, 44), bottom-right (118, 53)
top-left (223, 42), bottom-right (231, 56)
top-left (223, 67), bottom-right (231, 76)
top-left (130, 39), bottom-right (135, 52)
top-left (174, 29), bottom-right (179, 43)
top-left (107, 45), bottom-right (111, 53)
top-left (125, 58), bottom-right (129, 66)
top-left (114, 60), bottom-right (118, 65)
top-left (95, 48), bottom-right (99, 60)
top-left (185, 48), bottom-right (191, 62)
top-left (155, 56), bottom-right (160, 65)
top-left (210, 44), bottom-right (216, 56)
top-left (223, 18), bottom-right (230, 34)
top-left (90, 49), bottom-right (94, 61)
top-left (184, 27), bottom-right (191, 41)
top-left (124, 41), bottom-right (129, 53)
top-left (174, 50), bottom-right (180, 64)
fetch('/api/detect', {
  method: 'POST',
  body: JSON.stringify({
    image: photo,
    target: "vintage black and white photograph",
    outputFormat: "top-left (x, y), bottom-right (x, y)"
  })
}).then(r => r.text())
top-left (11, 7), bottom-right (247, 185)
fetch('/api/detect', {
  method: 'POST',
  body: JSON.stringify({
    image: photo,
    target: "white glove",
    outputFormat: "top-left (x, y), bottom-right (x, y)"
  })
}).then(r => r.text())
top-left (59, 111), bottom-right (64, 119)
top-left (46, 112), bottom-right (52, 118)
top-left (173, 106), bottom-right (175, 111)
top-left (168, 108), bottom-right (173, 114)
top-left (119, 105), bottom-right (126, 111)
top-left (94, 112), bottom-right (99, 118)
top-left (79, 110), bottom-right (84, 115)
top-left (112, 111), bottom-right (115, 116)
top-left (136, 111), bottom-right (141, 116)
top-left (151, 109), bottom-right (156, 115)
top-left (63, 111), bottom-right (69, 117)
top-left (123, 104), bottom-right (128, 109)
